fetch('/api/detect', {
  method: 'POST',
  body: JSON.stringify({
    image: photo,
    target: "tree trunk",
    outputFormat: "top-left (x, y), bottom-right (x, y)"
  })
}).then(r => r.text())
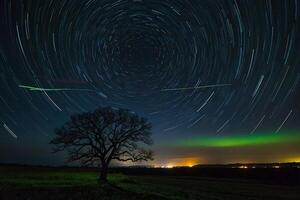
top-left (99, 164), bottom-right (108, 183)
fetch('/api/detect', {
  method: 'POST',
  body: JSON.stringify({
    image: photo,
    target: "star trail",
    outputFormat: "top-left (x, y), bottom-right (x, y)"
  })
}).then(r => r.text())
top-left (0, 0), bottom-right (299, 166)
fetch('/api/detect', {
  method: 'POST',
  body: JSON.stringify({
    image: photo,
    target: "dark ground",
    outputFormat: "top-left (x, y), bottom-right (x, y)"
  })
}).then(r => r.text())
top-left (0, 185), bottom-right (166, 200)
top-left (1, 165), bottom-right (300, 200)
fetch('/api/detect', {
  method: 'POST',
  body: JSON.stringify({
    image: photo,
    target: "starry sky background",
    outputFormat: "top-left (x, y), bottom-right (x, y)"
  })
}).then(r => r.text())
top-left (0, 0), bottom-right (300, 166)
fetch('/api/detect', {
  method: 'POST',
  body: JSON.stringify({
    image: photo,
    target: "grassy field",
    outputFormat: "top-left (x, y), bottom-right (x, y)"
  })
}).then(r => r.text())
top-left (0, 166), bottom-right (299, 200)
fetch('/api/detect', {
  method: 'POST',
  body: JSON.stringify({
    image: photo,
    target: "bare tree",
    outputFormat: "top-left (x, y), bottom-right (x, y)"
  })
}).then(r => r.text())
top-left (50, 106), bottom-right (153, 182)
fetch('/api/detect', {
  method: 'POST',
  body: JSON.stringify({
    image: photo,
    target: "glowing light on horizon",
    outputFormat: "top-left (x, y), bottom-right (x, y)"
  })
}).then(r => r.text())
top-left (160, 165), bottom-right (174, 168)
top-left (284, 157), bottom-right (300, 163)
top-left (157, 157), bottom-right (200, 168)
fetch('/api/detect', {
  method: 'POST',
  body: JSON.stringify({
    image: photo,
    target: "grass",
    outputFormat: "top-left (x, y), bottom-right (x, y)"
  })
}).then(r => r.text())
top-left (0, 171), bottom-right (98, 187)
top-left (0, 167), bottom-right (158, 200)
top-left (0, 168), bottom-right (130, 188)
top-left (0, 166), bottom-right (299, 200)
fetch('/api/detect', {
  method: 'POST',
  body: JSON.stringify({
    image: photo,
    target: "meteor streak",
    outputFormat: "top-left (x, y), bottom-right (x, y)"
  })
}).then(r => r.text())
top-left (18, 85), bottom-right (108, 98)
top-left (19, 85), bottom-right (95, 92)
top-left (161, 84), bottom-right (232, 92)
top-left (3, 123), bottom-right (18, 139)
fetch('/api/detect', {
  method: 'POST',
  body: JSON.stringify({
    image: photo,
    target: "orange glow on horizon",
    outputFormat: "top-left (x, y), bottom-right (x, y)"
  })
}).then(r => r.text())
top-left (157, 157), bottom-right (201, 168)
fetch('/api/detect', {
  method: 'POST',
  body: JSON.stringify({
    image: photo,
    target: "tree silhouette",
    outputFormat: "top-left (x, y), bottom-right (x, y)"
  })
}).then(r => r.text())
top-left (50, 106), bottom-right (153, 182)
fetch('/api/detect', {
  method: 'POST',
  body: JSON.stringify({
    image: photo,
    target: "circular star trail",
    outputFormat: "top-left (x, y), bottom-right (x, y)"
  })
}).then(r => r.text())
top-left (0, 0), bottom-right (299, 164)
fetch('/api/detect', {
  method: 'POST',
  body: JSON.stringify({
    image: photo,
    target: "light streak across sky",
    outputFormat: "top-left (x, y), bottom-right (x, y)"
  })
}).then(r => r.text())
top-left (3, 123), bottom-right (18, 139)
top-left (160, 84), bottom-right (232, 92)
top-left (19, 85), bottom-right (96, 92)
top-left (18, 85), bottom-right (108, 99)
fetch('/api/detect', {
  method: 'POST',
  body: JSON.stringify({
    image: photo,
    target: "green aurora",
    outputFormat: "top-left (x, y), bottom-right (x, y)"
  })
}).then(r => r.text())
top-left (175, 131), bottom-right (300, 148)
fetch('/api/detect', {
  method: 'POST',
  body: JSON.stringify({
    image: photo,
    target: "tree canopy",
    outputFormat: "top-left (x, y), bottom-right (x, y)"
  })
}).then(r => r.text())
top-left (51, 106), bottom-right (153, 181)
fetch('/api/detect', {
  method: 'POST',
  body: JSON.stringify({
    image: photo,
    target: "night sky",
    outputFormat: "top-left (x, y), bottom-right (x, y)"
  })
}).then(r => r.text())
top-left (0, 0), bottom-right (300, 167)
